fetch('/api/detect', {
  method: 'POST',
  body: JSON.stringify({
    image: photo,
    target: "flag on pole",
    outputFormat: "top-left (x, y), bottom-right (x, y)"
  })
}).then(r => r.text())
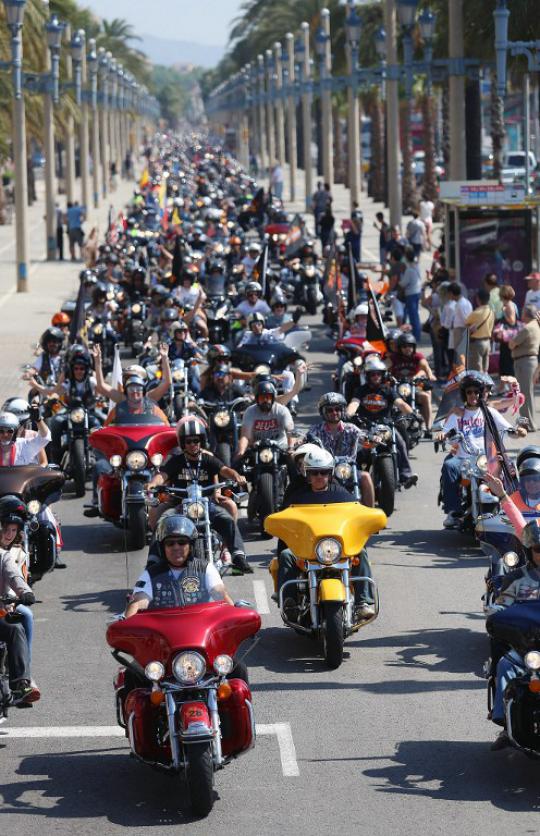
top-left (109, 344), bottom-right (123, 412)
top-left (139, 168), bottom-right (150, 189)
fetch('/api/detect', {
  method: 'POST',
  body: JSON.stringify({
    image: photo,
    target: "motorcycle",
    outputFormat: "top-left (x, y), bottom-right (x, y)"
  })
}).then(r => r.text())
top-left (231, 329), bottom-right (311, 376)
top-left (197, 396), bottom-right (250, 466)
top-left (354, 419), bottom-right (399, 517)
top-left (89, 423), bottom-right (177, 550)
top-left (0, 465), bottom-right (65, 582)
top-left (486, 602), bottom-right (540, 757)
top-left (0, 594), bottom-right (36, 717)
top-left (107, 600), bottom-right (261, 816)
top-left (243, 439), bottom-right (288, 535)
top-left (57, 398), bottom-right (97, 498)
top-left (265, 501), bottom-right (386, 668)
top-left (124, 298), bottom-right (147, 357)
top-left (333, 455), bottom-right (362, 500)
top-left (394, 377), bottom-right (432, 449)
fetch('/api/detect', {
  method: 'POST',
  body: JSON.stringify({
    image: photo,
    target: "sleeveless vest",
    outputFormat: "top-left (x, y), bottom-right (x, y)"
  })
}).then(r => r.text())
top-left (67, 377), bottom-right (95, 409)
top-left (148, 558), bottom-right (210, 609)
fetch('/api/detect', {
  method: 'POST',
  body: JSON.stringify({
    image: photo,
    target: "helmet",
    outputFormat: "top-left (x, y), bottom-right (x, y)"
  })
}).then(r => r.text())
top-left (52, 312), bottom-right (70, 327)
top-left (1, 398), bottom-right (30, 425)
top-left (397, 333), bottom-right (417, 351)
top-left (387, 328), bottom-right (402, 345)
top-left (92, 282), bottom-right (108, 304)
top-left (247, 243), bottom-right (261, 255)
top-left (207, 344), bottom-right (231, 366)
top-left (0, 412), bottom-right (20, 444)
top-left (247, 311), bottom-right (266, 328)
top-left (176, 416), bottom-right (207, 447)
top-left (150, 283), bottom-right (168, 300)
top-left (255, 380), bottom-right (276, 402)
top-left (156, 514), bottom-right (197, 545)
top-left (516, 446), bottom-right (540, 471)
top-left (67, 343), bottom-right (91, 366)
top-left (246, 281), bottom-right (262, 295)
top-left (522, 520), bottom-right (540, 550)
top-left (160, 307), bottom-right (178, 323)
top-left (303, 448), bottom-right (335, 473)
top-left (124, 375), bottom-right (146, 391)
top-left (230, 236), bottom-right (242, 246)
top-left (271, 291), bottom-right (287, 308)
top-left (0, 494), bottom-right (27, 529)
top-left (364, 357), bottom-right (387, 375)
top-left (209, 260), bottom-right (224, 274)
top-left (318, 392), bottom-right (347, 419)
top-left (123, 364), bottom-right (147, 381)
top-left (291, 442), bottom-right (323, 460)
top-left (40, 326), bottom-right (64, 349)
top-left (171, 319), bottom-right (189, 335)
top-left (353, 303), bottom-right (369, 318)
top-left (459, 371), bottom-right (489, 401)
top-left (518, 457), bottom-right (540, 479)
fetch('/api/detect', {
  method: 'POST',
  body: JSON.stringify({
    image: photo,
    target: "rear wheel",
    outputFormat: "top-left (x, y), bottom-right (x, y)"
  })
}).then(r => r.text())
top-left (186, 742), bottom-right (214, 817)
top-left (374, 456), bottom-right (396, 517)
top-left (321, 602), bottom-right (344, 669)
top-left (258, 472), bottom-right (275, 534)
top-left (127, 503), bottom-right (147, 550)
top-left (71, 437), bottom-right (86, 498)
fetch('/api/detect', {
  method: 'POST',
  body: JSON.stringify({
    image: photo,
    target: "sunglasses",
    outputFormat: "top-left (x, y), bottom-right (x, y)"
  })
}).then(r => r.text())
top-left (308, 469), bottom-right (331, 476)
top-left (325, 407), bottom-right (342, 414)
top-left (184, 437), bottom-right (201, 445)
top-left (164, 538), bottom-right (190, 547)
top-left (0, 429), bottom-right (12, 435)
top-left (465, 388), bottom-right (480, 395)
top-left (72, 365), bottom-right (87, 371)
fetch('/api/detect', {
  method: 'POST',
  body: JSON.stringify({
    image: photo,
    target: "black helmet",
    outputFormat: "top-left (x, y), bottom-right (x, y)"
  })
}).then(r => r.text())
top-left (255, 380), bottom-right (276, 402)
top-left (318, 392), bottom-right (346, 419)
top-left (150, 283), bottom-right (168, 300)
top-left (79, 268), bottom-right (95, 283)
top-left (459, 371), bottom-right (489, 401)
top-left (176, 416), bottom-right (207, 447)
top-left (156, 513), bottom-right (197, 544)
top-left (0, 494), bottom-right (27, 528)
top-left (67, 343), bottom-right (91, 366)
top-left (40, 326), bottom-right (64, 349)
top-left (207, 344), bottom-right (231, 367)
top-left (516, 446), bottom-right (540, 471)
top-left (160, 306), bottom-right (178, 323)
top-left (1, 397), bottom-right (30, 425)
top-left (518, 458), bottom-right (540, 479)
top-left (397, 333), bottom-right (416, 351)
top-left (92, 282), bottom-right (108, 304)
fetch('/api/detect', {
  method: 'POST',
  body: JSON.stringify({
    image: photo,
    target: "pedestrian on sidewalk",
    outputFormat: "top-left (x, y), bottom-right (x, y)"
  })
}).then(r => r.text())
top-left (524, 271), bottom-right (540, 310)
top-left (66, 201), bottom-right (85, 262)
top-left (399, 246), bottom-right (422, 342)
top-left (495, 285), bottom-right (519, 376)
top-left (346, 201), bottom-right (363, 262)
top-left (483, 271), bottom-right (503, 319)
top-left (319, 205), bottom-right (335, 249)
top-left (466, 288), bottom-right (495, 372)
top-left (55, 203), bottom-right (64, 261)
top-left (510, 304), bottom-right (540, 431)
top-left (270, 160), bottom-right (284, 201)
top-left (406, 211), bottom-right (426, 258)
top-left (388, 225), bottom-right (407, 260)
top-left (419, 195), bottom-right (434, 250)
top-left (374, 211), bottom-right (391, 265)
top-left (312, 181), bottom-right (331, 235)
top-left (449, 282), bottom-right (472, 356)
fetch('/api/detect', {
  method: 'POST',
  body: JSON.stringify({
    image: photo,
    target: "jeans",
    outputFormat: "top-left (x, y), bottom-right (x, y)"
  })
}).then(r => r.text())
top-left (93, 453), bottom-right (112, 502)
top-left (404, 293), bottom-right (421, 342)
top-left (278, 548), bottom-right (373, 604)
top-left (209, 502), bottom-right (245, 555)
top-left (0, 617), bottom-right (30, 686)
top-left (441, 454), bottom-right (463, 513)
top-left (15, 605), bottom-right (33, 665)
top-left (493, 652), bottom-right (523, 723)
top-left (394, 431), bottom-right (413, 481)
top-left (50, 412), bottom-right (100, 465)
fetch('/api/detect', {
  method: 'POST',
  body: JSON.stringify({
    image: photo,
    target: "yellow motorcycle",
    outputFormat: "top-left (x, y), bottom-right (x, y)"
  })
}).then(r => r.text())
top-left (265, 501), bottom-right (386, 668)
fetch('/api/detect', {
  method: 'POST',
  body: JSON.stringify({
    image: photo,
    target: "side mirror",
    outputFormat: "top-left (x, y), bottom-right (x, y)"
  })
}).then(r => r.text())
top-left (234, 600), bottom-right (254, 608)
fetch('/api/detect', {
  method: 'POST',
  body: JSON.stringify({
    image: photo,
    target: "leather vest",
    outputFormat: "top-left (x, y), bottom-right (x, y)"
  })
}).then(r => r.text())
top-left (67, 377), bottom-right (95, 409)
top-left (148, 558), bottom-right (210, 609)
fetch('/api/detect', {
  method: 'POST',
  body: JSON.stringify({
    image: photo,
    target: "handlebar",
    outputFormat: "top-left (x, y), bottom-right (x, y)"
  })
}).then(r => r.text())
top-left (147, 479), bottom-right (239, 498)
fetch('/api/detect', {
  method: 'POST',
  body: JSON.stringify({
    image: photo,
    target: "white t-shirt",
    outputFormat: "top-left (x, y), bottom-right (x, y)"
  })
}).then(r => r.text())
top-left (525, 288), bottom-right (540, 309)
top-left (235, 299), bottom-right (271, 318)
top-left (443, 406), bottom-right (511, 458)
top-left (0, 431), bottom-right (51, 467)
top-left (419, 200), bottom-right (434, 223)
top-left (133, 563), bottom-right (223, 601)
top-left (452, 296), bottom-right (473, 328)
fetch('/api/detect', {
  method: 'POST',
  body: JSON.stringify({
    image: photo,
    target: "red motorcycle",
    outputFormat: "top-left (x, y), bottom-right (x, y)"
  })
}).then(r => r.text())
top-left (89, 422), bottom-right (177, 550)
top-left (107, 601), bottom-right (261, 817)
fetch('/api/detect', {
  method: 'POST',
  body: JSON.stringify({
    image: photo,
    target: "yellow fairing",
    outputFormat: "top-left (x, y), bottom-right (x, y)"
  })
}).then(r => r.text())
top-left (318, 578), bottom-right (346, 602)
top-left (264, 502), bottom-right (387, 558)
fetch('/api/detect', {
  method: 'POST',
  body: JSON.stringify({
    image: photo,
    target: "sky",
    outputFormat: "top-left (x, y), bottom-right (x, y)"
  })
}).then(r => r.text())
top-left (82, 0), bottom-right (245, 47)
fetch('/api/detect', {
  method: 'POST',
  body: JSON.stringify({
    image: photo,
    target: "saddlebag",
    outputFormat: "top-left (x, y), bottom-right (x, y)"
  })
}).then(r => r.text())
top-left (125, 687), bottom-right (171, 764)
top-left (219, 678), bottom-right (255, 757)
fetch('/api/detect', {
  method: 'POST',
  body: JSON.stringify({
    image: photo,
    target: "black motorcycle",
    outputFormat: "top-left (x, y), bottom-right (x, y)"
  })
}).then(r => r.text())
top-left (123, 298), bottom-right (147, 357)
top-left (198, 396), bottom-right (250, 466)
top-left (56, 399), bottom-right (95, 498)
top-left (243, 440), bottom-right (288, 535)
top-left (354, 420), bottom-right (399, 517)
top-left (333, 455), bottom-right (362, 500)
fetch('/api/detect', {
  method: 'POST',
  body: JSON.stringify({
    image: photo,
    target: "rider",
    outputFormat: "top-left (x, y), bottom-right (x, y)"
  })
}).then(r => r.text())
top-left (438, 371), bottom-right (526, 529)
top-left (387, 332), bottom-right (436, 438)
top-left (93, 343), bottom-right (173, 407)
top-left (266, 293), bottom-right (293, 329)
top-left (307, 392), bottom-right (375, 507)
top-left (235, 380), bottom-right (294, 460)
top-left (235, 281), bottom-right (271, 318)
top-left (346, 357), bottom-right (418, 489)
top-left (104, 375), bottom-right (169, 426)
top-left (147, 417), bottom-right (251, 575)
top-left (167, 320), bottom-right (204, 394)
top-left (125, 514), bottom-right (233, 617)
top-left (276, 448), bottom-right (376, 620)
top-left (0, 408), bottom-right (50, 466)
top-left (1, 397), bottom-right (47, 466)
top-left (29, 327), bottom-right (64, 384)
top-left (199, 363), bottom-right (247, 404)
top-left (237, 310), bottom-right (301, 347)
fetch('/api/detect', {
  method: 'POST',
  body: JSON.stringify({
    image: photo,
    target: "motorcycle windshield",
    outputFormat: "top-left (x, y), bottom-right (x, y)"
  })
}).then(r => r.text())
top-left (487, 601), bottom-right (540, 655)
top-left (0, 465), bottom-right (65, 502)
top-left (89, 425), bottom-right (174, 458)
top-left (206, 276), bottom-right (226, 296)
top-left (106, 601), bottom-right (261, 669)
top-left (265, 502), bottom-right (387, 558)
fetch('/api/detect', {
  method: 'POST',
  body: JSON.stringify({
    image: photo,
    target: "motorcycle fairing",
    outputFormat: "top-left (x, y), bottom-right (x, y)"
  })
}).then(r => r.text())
top-left (90, 425), bottom-right (176, 459)
top-left (0, 465), bottom-right (65, 503)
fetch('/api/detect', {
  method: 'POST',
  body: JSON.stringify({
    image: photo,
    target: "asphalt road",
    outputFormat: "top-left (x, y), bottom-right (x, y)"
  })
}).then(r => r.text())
top-left (0, 317), bottom-right (538, 836)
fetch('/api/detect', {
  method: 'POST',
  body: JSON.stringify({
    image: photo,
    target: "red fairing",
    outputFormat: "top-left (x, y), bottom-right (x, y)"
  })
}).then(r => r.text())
top-left (219, 679), bottom-right (255, 757)
top-left (106, 602), bottom-right (261, 670)
top-left (179, 701), bottom-right (212, 734)
top-left (264, 223), bottom-right (289, 235)
top-left (89, 425), bottom-right (173, 459)
top-left (335, 336), bottom-right (366, 351)
top-left (147, 430), bottom-right (177, 459)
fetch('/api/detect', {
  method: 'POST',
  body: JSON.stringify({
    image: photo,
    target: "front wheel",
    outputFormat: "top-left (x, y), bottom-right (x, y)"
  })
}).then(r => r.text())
top-left (321, 602), bottom-right (344, 669)
top-left (258, 472), bottom-right (275, 534)
top-left (216, 441), bottom-right (231, 468)
top-left (306, 286), bottom-right (318, 315)
top-left (374, 456), bottom-right (396, 517)
top-left (71, 437), bottom-right (86, 498)
top-left (127, 503), bottom-right (147, 550)
top-left (185, 742), bottom-right (214, 817)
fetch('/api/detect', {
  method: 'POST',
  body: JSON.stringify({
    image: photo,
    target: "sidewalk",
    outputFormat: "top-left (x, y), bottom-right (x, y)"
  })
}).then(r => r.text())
top-left (0, 176), bottom-right (135, 404)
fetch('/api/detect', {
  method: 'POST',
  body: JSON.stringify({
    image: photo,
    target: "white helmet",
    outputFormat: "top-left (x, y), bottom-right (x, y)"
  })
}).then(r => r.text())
top-left (303, 448), bottom-right (335, 473)
top-left (364, 356), bottom-right (386, 374)
top-left (291, 442), bottom-right (322, 460)
top-left (353, 303), bottom-right (369, 317)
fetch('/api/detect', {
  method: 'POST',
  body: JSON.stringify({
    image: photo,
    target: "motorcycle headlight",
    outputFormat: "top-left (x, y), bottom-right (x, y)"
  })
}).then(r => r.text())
top-left (476, 454), bottom-right (488, 472)
top-left (93, 324), bottom-right (103, 335)
top-left (254, 364), bottom-right (271, 376)
top-left (503, 551), bottom-right (519, 568)
top-left (187, 501), bottom-right (205, 520)
top-left (316, 537), bottom-right (342, 565)
top-left (150, 453), bottom-right (163, 467)
top-left (126, 451), bottom-right (147, 471)
top-left (259, 448), bottom-right (274, 463)
top-left (173, 651), bottom-right (206, 684)
top-left (145, 660), bottom-right (165, 682)
top-left (214, 410), bottom-right (230, 428)
top-left (27, 500), bottom-right (40, 515)
top-left (213, 654), bottom-right (234, 676)
top-left (131, 303), bottom-right (141, 314)
top-left (524, 651), bottom-right (540, 671)
top-left (70, 408), bottom-right (85, 423)
top-left (334, 463), bottom-right (352, 480)
top-left (172, 369), bottom-right (184, 382)
top-left (398, 383), bottom-right (412, 399)
top-left (109, 454), bottom-right (122, 468)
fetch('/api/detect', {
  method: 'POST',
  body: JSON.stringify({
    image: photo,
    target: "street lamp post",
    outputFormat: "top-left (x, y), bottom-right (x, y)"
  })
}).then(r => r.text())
top-left (384, 0), bottom-right (402, 228)
top-left (346, 3), bottom-right (362, 209)
top-left (448, 0), bottom-right (466, 180)
top-left (79, 30), bottom-right (90, 211)
top-left (297, 23), bottom-right (313, 211)
top-left (273, 42), bottom-right (285, 168)
top-left (44, 12), bottom-right (63, 261)
top-left (257, 54), bottom-right (267, 175)
top-left (98, 49), bottom-right (109, 199)
top-left (87, 39), bottom-right (100, 208)
top-left (315, 8), bottom-right (333, 189)
top-left (108, 55), bottom-right (117, 188)
top-left (265, 50), bottom-right (276, 171)
top-left (3, 0), bottom-right (29, 291)
top-left (238, 69), bottom-right (250, 170)
top-left (419, 8), bottom-right (438, 203)
top-left (285, 33), bottom-right (297, 202)
top-left (64, 24), bottom-right (76, 202)
top-left (397, 0), bottom-right (419, 213)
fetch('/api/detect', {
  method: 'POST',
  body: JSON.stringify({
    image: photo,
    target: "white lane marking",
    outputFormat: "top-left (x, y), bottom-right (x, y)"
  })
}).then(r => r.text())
top-left (1, 723), bottom-right (301, 776)
top-left (258, 722), bottom-right (300, 776)
top-left (253, 579), bottom-right (270, 614)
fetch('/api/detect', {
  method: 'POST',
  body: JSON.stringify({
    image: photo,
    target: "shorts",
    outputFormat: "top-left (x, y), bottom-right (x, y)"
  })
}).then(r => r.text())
top-left (68, 228), bottom-right (83, 247)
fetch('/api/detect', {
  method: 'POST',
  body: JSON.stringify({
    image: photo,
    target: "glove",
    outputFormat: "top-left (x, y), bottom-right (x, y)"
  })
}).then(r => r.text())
top-left (20, 591), bottom-right (35, 606)
top-left (29, 403), bottom-right (41, 423)
top-left (292, 307), bottom-right (302, 324)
